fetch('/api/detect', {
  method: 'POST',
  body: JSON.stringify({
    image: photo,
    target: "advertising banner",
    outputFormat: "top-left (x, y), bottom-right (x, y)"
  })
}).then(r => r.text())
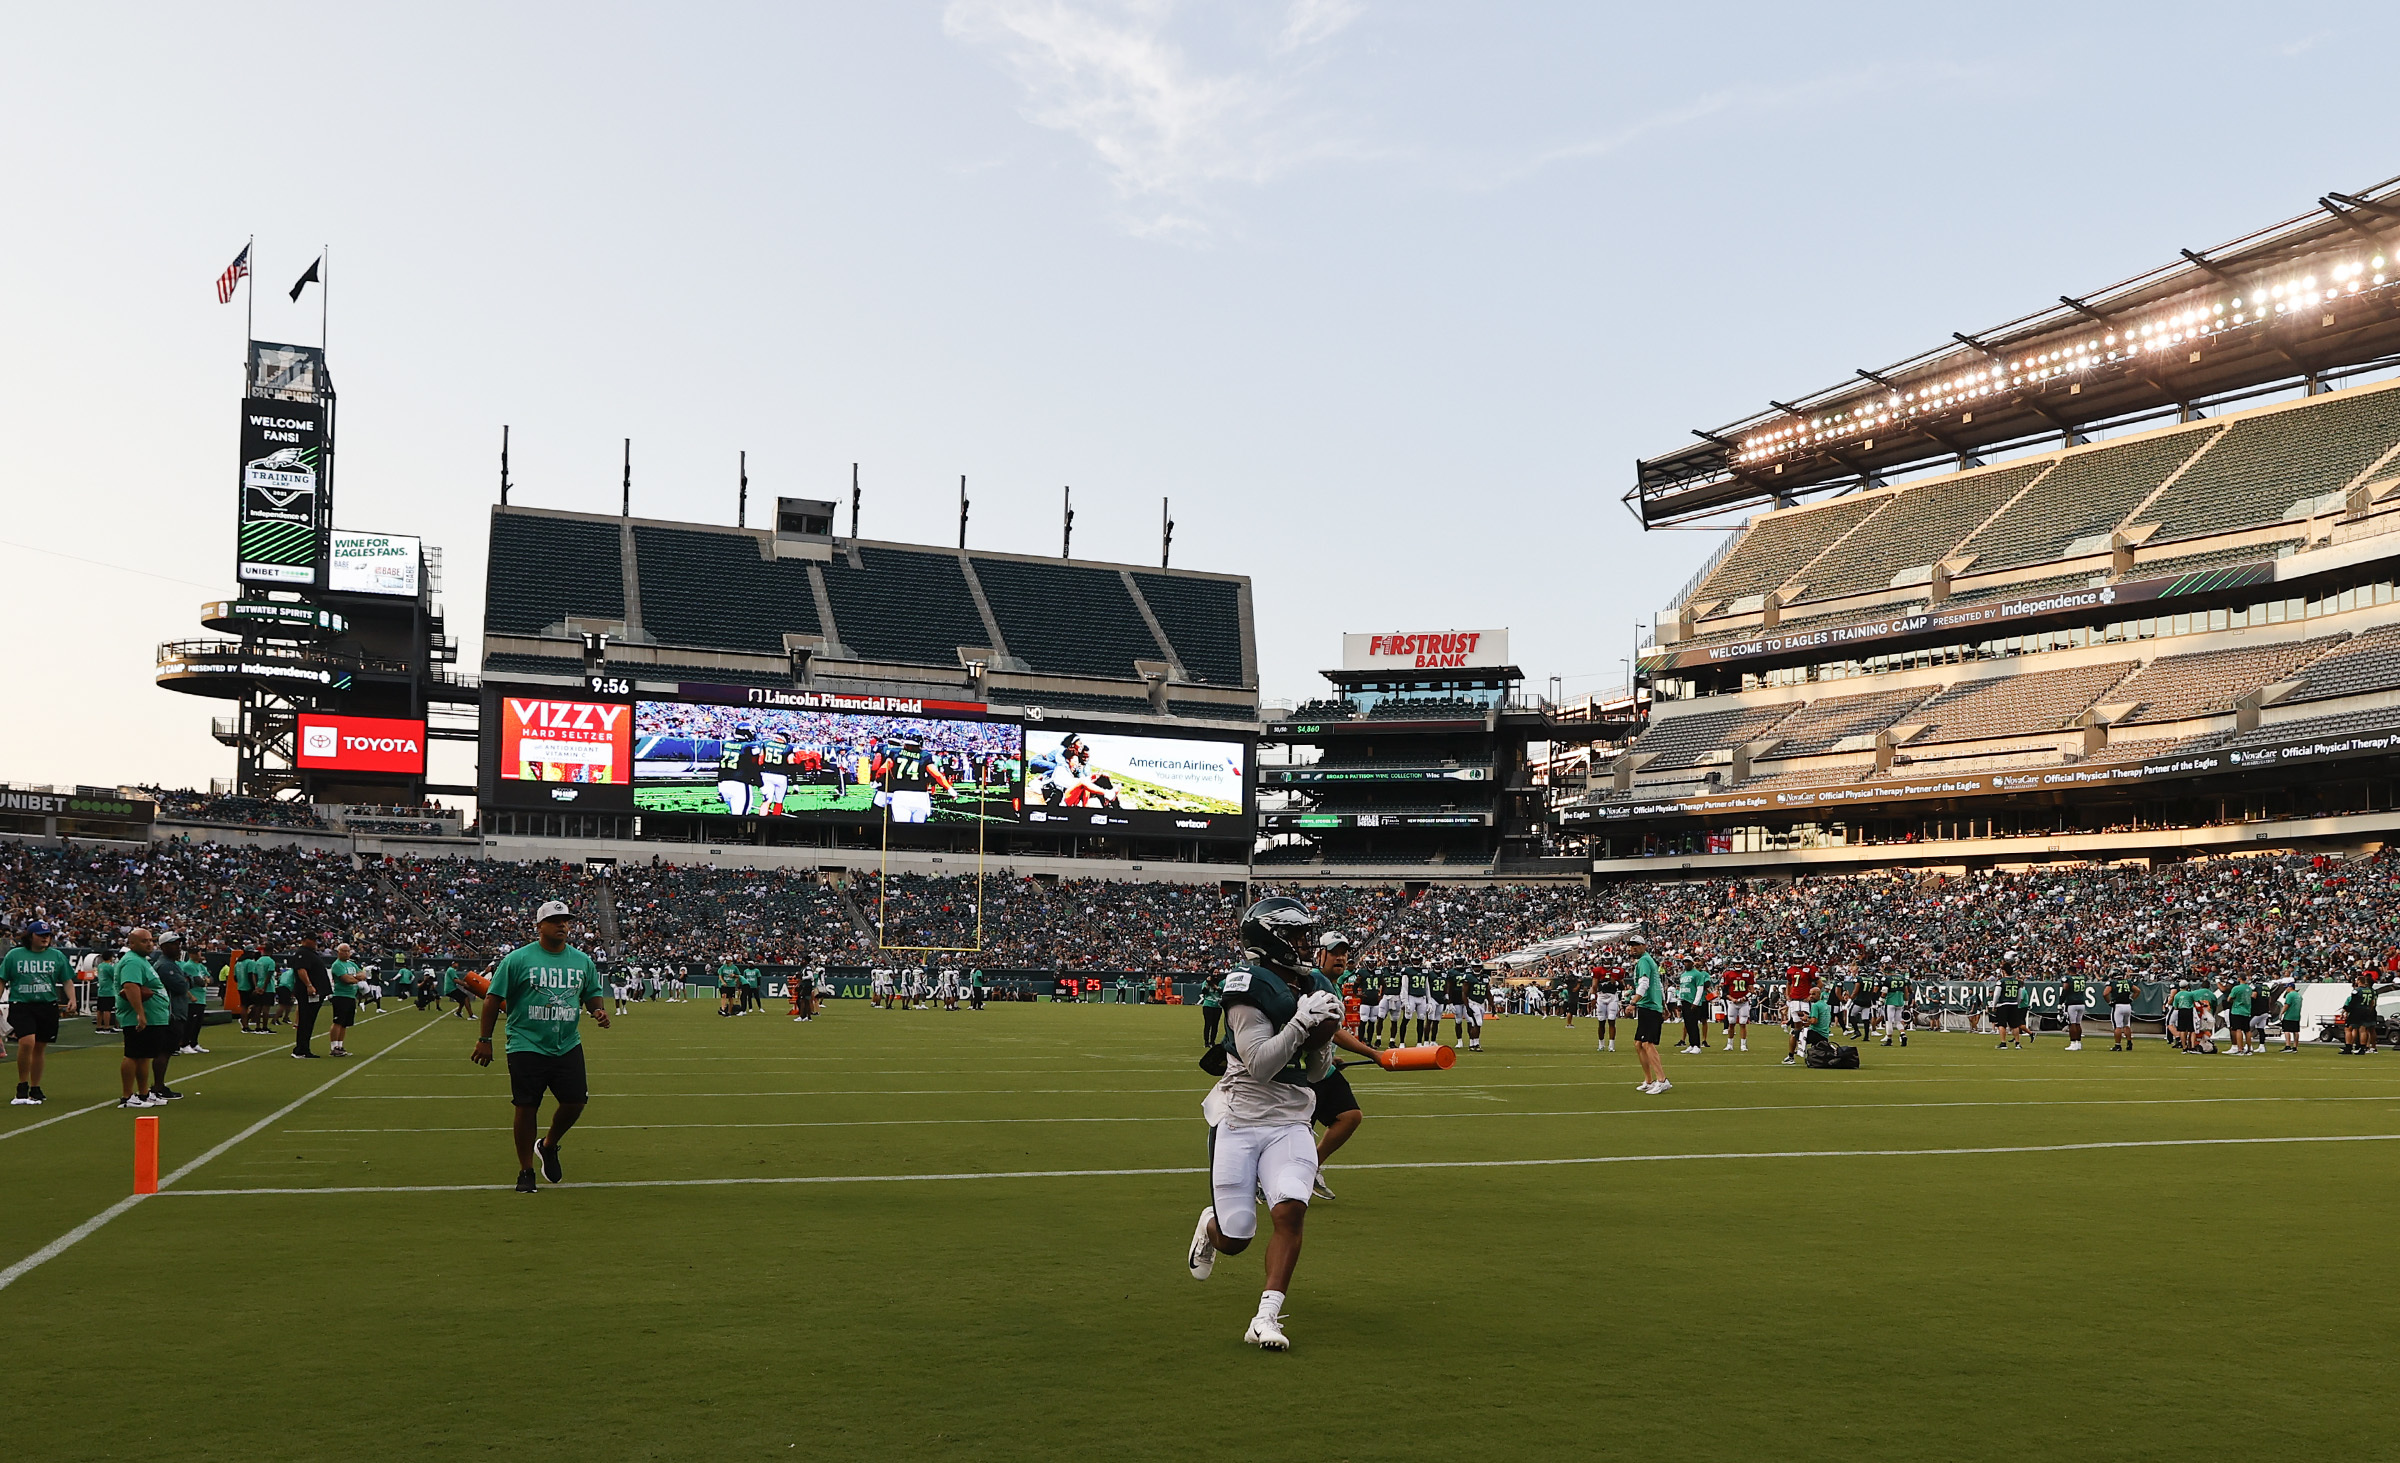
top-left (1022, 728), bottom-right (1249, 836)
top-left (297, 714), bottom-right (427, 775)
top-left (327, 532), bottom-right (421, 597)
top-left (1259, 764), bottom-right (1492, 786)
top-left (237, 397), bottom-right (324, 587)
top-left (1260, 810), bottom-right (1489, 830)
top-left (1341, 628), bottom-right (1510, 673)
top-left (632, 699), bottom-right (1020, 824)
top-left (1648, 563), bottom-right (2279, 673)
top-left (500, 697), bottom-right (633, 785)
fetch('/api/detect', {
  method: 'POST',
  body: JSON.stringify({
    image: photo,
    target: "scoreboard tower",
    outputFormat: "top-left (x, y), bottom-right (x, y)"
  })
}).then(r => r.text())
top-left (156, 340), bottom-right (473, 804)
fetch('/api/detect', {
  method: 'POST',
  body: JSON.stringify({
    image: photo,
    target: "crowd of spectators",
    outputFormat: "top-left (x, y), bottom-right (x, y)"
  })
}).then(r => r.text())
top-left (5, 836), bottom-right (2397, 986)
top-left (142, 788), bottom-right (331, 831)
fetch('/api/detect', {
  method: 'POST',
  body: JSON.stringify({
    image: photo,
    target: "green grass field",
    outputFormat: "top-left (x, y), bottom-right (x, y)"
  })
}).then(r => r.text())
top-left (9, 1001), bottom-right (2399, 1462)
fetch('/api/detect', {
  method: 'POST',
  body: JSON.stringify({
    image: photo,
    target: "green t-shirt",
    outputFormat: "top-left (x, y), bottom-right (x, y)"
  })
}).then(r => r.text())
top-left (276, 965), bottom-right (294, 992)
top-left (115, 953), bottom-right (170, 1027)
top-left (330, 960), bottom-right (365, 999)
top-left (441, 966), bottom-right (460, 995)
top-left (1198, 979), bottom-right (1221, 1009)
top-left (2172, 988), bottom-right (2195, 1010)
top-left (716, 962), bottom-right (737, 990)
top-left (742, 967), bottom-right (761, 991)
top-left (233, 956), bottom-right (257, 992)
top-left (0, 945), bottom-right (75, 1003)
top-left (1808, 996), bottom-right (1832, 1035)
top-left (488, 942), bottom-right (604, 1057)
top-left (2227, 982), bottom-right (2253, 1016)
top-left (1631, 954), bottom-right (1666, 1012)
top-left (180, 959), bottom-right (209, 1013)
top-left (97, 959), bottom-right (120, 996)
top-left (2283, 989), bottom-right (2305, 1021)
top-left (1678, 969), bottom-right (1709, 1003)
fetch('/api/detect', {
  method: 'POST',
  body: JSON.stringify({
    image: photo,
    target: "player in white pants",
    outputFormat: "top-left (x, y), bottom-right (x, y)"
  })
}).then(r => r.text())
top-left (1593, 986), bottom-right (1623, 1052)
top-left (1185, 897), bottom-right (1340, 1351)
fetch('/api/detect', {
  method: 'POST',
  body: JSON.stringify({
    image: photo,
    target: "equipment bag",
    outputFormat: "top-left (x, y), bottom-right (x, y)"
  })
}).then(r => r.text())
top-left (1804, 1039), bottom-right (1861, 1069)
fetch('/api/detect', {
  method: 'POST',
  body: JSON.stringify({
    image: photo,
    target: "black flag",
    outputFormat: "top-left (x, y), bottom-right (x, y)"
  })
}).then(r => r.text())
top-left (289, 256), bottom-right (322, 302)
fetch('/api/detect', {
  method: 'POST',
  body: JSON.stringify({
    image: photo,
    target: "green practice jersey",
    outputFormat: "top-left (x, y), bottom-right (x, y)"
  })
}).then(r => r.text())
top-left (0, 945), bottom-right (75, 1003)
top-left (115, 953), bottom-right (170, 1027)
top-left (488, 942), bottom-right (604, 1057)
top-left (1631, 954), bottom-right (1666, 1011)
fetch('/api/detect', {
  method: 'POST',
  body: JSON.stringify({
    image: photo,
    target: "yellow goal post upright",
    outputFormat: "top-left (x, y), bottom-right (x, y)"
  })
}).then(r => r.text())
top-left (873, 776), bottom-right (989, 956)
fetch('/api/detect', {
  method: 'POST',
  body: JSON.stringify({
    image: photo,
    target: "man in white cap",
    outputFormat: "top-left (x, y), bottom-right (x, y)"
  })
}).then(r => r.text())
top-left (471, 900), bottom-right (610, 1194)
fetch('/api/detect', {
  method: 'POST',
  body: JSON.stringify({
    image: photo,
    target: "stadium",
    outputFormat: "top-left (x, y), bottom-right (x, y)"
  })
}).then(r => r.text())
top-left (12, 26), bottom-right (2400, 1460)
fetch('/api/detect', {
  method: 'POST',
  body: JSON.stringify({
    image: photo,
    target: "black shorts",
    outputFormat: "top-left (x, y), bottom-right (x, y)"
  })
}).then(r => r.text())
top-left (123, 1024), bottom-right (174, 1059)
top-left (1310, 1069), bottom-right (1361, 1126)
top-left (1995, 1005), bottom-right (2026, 1028)
top-left (2174, 1010), bottom-right (2195, 1032)
top-left (1635, 1007), bottom-right (1666, 1045)
top-left (506, 1045), bottom-right (589, 1108)
top-left (8, 1001), bottom-right (61, 1044)
top-left (331, 997), bottom-right (358, 1025)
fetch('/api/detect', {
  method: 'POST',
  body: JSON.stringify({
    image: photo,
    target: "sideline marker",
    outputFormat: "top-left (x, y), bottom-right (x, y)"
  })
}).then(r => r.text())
top-left (134, 1115), bottom-right (159, 1194)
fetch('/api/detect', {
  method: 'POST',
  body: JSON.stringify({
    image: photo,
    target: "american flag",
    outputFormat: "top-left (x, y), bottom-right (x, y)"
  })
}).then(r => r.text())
top-left (215, 244), bottom-right (250, 305)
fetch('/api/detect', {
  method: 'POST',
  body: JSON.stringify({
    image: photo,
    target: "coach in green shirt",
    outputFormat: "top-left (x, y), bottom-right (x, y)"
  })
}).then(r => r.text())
top-left (473, 900), bottom-right (610, 1195)
top-left (5, 922), bottom-right (76, 1104)
top-left (114, 929), bottom-right (171, 1106)
top-left (95, 955), bottom-right (121, 1034)
top-left (1627, 935), bottom-right (1669, 1094)
top-left (1677, 965), bottom-right (1711, 1053)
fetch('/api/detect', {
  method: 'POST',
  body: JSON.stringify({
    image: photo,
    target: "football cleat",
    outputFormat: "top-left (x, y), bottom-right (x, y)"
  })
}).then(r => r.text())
top-left (1188, 1207), bottom-right (1217, 1281)
top-left (1245, 1314), bottom-right (1290, 1350)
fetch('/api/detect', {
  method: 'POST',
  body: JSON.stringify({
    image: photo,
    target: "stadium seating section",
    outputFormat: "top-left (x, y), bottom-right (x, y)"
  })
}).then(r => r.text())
top-left (1632, 701), bottom-right (1801, 770)
top-left (634, 527), bottom-right (820, 653)
top-left (1132, 572), bottom-right (1246, 685)
top-left (2286, 623), bottom-right (2400, 704)
top-left (2105, 635), bottom-right (2345, 724)
top-left (2137, 387), bottom-right (2400, 542)
top-left (1955, 429), bottom-right (2210, 573)
top-left (1791, 463), bottom-right (2046, 603)
top-left (820, 546), bottom-right (990, 668)
top-left (1689, 497), bottom-right (1882, 606)
top-left (972, 558), bottom-right (1165, 680)
top-left (486, 512), bottom-right (625, 634)
top-left (1902, 660), bottom-right (2135, 744)
top-left (1758, 685), bottom-right (1937, 757)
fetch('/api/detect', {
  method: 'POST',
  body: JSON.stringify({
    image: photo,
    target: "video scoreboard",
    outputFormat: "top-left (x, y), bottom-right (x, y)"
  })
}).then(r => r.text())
top-left (480, 678), bottom-right (1253, 838)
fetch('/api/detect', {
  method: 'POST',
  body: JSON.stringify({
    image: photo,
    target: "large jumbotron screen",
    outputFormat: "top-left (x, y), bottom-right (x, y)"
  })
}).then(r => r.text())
top-left (631, 699), bottom-right (1022, 824)
top-left (1021, 727), bottom-right (1249, 836)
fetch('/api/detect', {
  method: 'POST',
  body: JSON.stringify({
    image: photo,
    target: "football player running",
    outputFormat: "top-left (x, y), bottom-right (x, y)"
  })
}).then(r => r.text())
top-left (1187, 897), bottom-right (1344, 1351)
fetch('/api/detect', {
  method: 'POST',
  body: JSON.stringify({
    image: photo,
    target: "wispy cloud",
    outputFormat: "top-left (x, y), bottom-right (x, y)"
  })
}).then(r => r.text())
top-left (943, 0), bottom-right (1364, 242)
top-left (1489, 63), bottom-right (1987, 190)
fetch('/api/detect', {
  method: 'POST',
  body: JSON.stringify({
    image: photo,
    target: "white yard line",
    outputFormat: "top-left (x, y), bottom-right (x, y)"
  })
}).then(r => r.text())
top-left (0, 1011), bottom-right (396, 1143)
top-left (0, 1014), bottom-right (439, 1293)
top-left (147, 1130), bottom-right (2400, 1199)
top-left (278, 1088), bottom-right (2400, 1135)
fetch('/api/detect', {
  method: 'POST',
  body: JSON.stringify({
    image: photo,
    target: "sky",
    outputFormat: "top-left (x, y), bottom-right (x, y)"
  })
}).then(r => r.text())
top-left (5, 1), bottom-right (2399, 796)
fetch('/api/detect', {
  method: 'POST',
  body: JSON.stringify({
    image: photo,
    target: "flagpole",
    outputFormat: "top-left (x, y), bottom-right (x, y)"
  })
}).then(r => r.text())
top-left (243, 234), bottom-right (254, 369)
top-left (320, 245), bottom-right (329, 354)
